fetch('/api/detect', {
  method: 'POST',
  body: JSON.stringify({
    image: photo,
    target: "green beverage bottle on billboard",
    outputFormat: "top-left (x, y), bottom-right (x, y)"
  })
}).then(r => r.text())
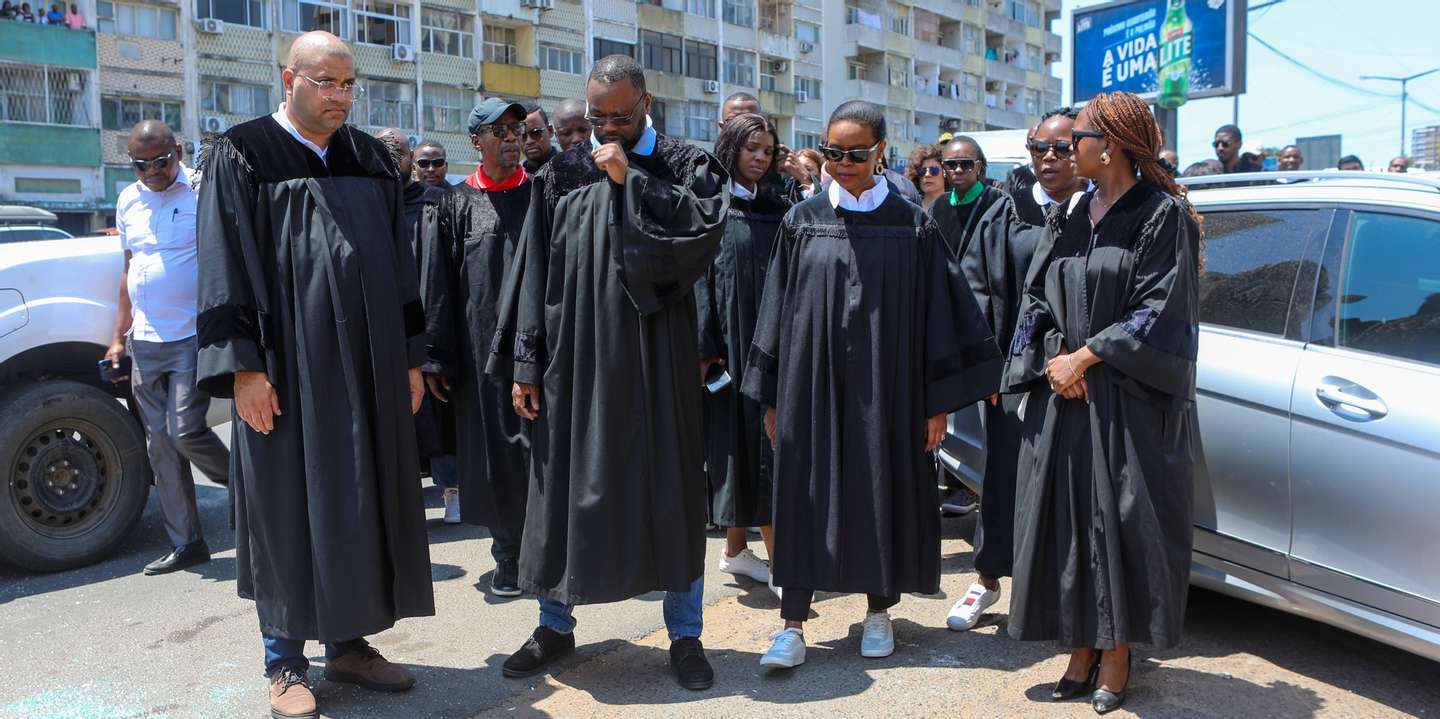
top-left (1157, 0), bottom-right (1192, 109)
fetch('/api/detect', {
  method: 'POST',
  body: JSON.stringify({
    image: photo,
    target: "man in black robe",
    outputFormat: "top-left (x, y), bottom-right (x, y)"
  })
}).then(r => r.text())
top-left (421, 98), bottom-right (533, 597)
top-left (521, 102), bottom-right (556, 174)
top-left (487, 54), bottom-right (729, 690)
top-left (195, 31), bottom-right (433, 719)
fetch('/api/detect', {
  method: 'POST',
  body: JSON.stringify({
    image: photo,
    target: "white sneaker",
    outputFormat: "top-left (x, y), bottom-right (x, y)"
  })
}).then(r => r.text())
top-left (860, 611), bottom-right (895, 658)
top-left (769, 579), bottom-right (783, 600)
top-left (946, 582), bottom-right (1001, 631)
top-left (759, 627), bottom-right (806, 668)
top-left (442, 488), bottom-right (461, 524)
top-left (718, 547), bottom-right (771, 583)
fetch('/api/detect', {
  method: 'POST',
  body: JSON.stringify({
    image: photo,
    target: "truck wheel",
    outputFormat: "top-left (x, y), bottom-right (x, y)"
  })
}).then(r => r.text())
top-left (0, 380), bottom-right (149, 572)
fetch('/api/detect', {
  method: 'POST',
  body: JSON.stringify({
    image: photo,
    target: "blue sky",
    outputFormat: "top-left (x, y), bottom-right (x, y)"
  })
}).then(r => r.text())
top-left (1052, 0), bottom-right (1440, 169)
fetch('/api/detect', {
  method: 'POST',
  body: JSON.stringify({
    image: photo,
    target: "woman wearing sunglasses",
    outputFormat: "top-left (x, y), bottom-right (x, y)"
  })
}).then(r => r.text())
top-left (744, 100), bottom-right (1001, 670)
top-left (694, 113), bottom-right (789, 595)
top-left (930, 136), bottom-right (1009, 259)
top-left (904, 144), bottom-right (949, 212)
top-left (1005, 91), bottom-right (1203, 714)
top-left (1012, 108), bottom-right (1090, 227)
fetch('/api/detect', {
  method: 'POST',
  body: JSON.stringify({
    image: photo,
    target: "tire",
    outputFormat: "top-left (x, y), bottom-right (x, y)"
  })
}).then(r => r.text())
top-left (0, 379), bottom-right (150, 572)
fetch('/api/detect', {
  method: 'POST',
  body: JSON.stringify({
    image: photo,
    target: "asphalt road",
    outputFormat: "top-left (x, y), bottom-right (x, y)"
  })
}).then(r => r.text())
top-left (2, 427), bottom-right (1437, 718)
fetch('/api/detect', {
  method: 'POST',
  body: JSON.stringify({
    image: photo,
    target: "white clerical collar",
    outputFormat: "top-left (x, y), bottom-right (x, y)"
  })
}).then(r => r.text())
top-left (1033, 179), bottom-right (1096, 208)
top-left (272, 104), bottom-right (329, 162)
top-left (588, 114), bottom-right (657, 157)
top-left (731, 181), bottom-right (756, 200)
top-left (827, 177), bottom-right (889, 212)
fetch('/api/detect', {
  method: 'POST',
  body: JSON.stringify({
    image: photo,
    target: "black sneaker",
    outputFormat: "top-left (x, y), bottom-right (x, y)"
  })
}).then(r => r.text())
top-left (940, 487), bottom-right (979, 516)
top-left (491, 559), bottom-right (522, 598)
top-left (502, 626), bottom-right (576, 678)
top-left (669, 637), bottom-right (714, 690)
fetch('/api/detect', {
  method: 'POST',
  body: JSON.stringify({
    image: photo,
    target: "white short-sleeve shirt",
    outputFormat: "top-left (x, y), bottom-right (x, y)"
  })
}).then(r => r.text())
top-left (115, 164), bottom-right (200, 342)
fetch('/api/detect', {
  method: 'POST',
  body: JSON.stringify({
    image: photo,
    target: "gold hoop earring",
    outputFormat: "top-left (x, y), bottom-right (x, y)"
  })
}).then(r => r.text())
top-left (1100, 151), bottom-right (1111, 166)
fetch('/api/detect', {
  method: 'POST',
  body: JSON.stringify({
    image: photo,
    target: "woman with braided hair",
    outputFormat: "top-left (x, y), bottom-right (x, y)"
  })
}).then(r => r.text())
top-left (1003, 91), bottom-right (1202, 714)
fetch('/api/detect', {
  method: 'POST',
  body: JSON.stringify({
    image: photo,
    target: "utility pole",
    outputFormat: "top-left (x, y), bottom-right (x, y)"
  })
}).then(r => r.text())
top-left (1361, 68), bottom-right (1440, 158)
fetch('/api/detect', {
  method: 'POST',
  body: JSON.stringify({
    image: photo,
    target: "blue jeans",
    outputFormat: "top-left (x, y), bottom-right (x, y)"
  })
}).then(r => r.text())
top-left (263, 635), bottom-right (368, 677)
top-left (538, 576), bottom-right (704, 642)
top-left (430, 455), bottom-right (458, 489)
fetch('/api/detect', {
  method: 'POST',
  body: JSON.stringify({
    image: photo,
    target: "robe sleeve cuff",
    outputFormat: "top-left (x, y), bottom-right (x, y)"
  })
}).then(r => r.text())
top-left (740, 344), bottom-right (778, 407)
top-left (407, 334), bottom-right (426, 369)
top-left (925, 344), bottom-right (1003, 417)
top-left (1003, 327), bottom-right (1063, 394)
top-left (1086, 330), bottom-right (1195, 399)
top-left (196, 337), bottom-right (264, 399)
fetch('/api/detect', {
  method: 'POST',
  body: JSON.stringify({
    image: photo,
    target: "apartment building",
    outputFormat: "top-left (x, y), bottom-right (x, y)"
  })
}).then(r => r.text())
top-left (1413, 125), bottom-right (1439, 172)
top-left (0, 0), bottom-right (1060, 230)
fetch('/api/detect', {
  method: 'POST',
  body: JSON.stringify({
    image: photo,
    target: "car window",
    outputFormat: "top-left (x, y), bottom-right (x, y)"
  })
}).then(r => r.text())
top-left (1198, 209), bottom-right (1330, 336)
top-left (0, 228), bottom-right (39, 243)
top-left (37, 228), bottom-right (72, 241)
top-left (1336, 212), bottom-right (1440, 366)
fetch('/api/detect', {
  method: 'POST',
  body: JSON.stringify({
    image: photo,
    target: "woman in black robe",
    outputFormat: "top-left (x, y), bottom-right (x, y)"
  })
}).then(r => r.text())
top-left (1011, 108), bottom-right (1089, 227)
top-left (1004, 92), bottom-right (1203, 714)
top-left (744, 101), bottom-right (1001, 670)
top-left (695, 113), bottom-right (788, 590)
top-left (930, 135), bottom-right (1009, 259)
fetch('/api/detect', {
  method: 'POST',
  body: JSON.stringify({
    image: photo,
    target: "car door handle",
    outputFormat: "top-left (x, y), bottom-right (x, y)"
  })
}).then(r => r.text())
top-left (1315, 379), bottom-right (1388, 421)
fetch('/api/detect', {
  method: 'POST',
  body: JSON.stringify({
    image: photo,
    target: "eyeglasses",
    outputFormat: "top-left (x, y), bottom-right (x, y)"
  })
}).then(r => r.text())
top-left (479, 123), bottom-right (524, 139)
top-left (294, 73), bottom-right (364, 98)
top-left (1212, 139), bottom-right (1231, 149)
top-left (819, 142), bottom-right (882, 164)
top-left (917, 165), bottom-right (944, 177)
top-left (1072, 129), bottom-right (1105, 149)
top-left (585, 96), bottom-right (647, 128)
top-left (1027, 139), bottom-right (1076, 158)
top-left (415, 158), bottom-right (447, 170)
top-left (128, 152), bottom-right (173, 173)
top-left (941, 158), bottom-right (978, 172)
top-left (523, 126), bottom-right (548, 140)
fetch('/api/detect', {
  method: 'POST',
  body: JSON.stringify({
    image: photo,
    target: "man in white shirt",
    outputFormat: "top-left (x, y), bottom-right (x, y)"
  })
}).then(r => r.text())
top-left (105, 120), bottom-right (230, 576)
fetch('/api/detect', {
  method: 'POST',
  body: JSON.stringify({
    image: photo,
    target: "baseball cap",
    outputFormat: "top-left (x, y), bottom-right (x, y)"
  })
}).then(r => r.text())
top-left (467, 97), bottom-right (527, 135)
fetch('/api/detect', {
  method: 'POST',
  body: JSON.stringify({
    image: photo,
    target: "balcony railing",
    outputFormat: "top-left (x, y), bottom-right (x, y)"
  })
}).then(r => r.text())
top-left (0, 62), bottom-right (94, 127)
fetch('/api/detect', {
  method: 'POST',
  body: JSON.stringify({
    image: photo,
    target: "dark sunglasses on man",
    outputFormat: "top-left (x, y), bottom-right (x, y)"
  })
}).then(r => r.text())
top-left (523, 126), bottom-right (548, 140)
top-left (941, 158), bottom-right (977, 172)
top-left (128, 152), bottom-right (173, 173)
top-left (818, 142), bottom-right (881, 164)
top-left (480, 122), bottom-right (524, 139)
top-left (1212, 138), bottom-right (1231, 149)
top-left (1027, 139), bottom-right (1075, 158)
top-left (415, 158), bottom-right (447, 170)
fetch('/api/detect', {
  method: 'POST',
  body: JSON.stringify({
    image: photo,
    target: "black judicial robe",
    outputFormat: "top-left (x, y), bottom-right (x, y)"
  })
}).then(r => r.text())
top-left (1004, 183), bottom-right (1200, 649)
top-left (487, 137), bottom-right (729, 605)
top-left (404, 180), bottom-right (453, 459)
top-left (422, 180), bottom-right (532, 531)
top-left (742, 191), bottom-right (1001, 596)
top-left (195, 117), bottom-right (434, 641)
top-left (694, 189), bottom-right (789, 528)
top-left (930, 184), bottom-right (1010, 258)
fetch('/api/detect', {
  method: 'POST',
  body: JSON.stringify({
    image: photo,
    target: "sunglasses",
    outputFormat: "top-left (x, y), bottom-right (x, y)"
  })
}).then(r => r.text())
top-left (941, 158), bottom-right (978, 172)
top-left (585, 96), bottom-right (647, 128)
top-left (523, 126), bottom-right (548, 140)
top-left (480, 123), bottom-right (524, 139)
top-left (819, 142), bottom-right (881, 164)
top-left (918, 165), bottom-right (944, 177)
top-left (1072, 129), bottom-right (1105, 149)
top-left (1212, 139), bottom-right (1231, 149)
top-left (128, 152), bottom-right (173, 173)
top-left (415, 158), bottom-right (446, 169)
top-left (1027, 139), bottom-right (1075, 157)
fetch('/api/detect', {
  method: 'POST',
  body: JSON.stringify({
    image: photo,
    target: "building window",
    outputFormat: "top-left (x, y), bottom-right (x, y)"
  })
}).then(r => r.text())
top-left (97, 1), bottom-right (178, 39)
top-left (794, 75), bottom-right (820, 99)
top-left (888, 61), bottom-right (909, 88)
top-left (651, 99), bottom-right (667, 134)
top-left (355, 1), bottom-right (410, 46)
top-left (795, 21), bottom-right (819, 44)
top-left (847, 63), bottom-right (867, 81)
top-left (684, 40), bottom-right (717, 81)
top-left (421, 8), bottom-right (474, 58)
top-left (483, 25), bottom-right (518, 65)
top-left (1006, 0), bottom-right (1040, 27)
top-left (722, 0), bottom-right (752, 28)
top-left (889, 112), bottom-right (910, 140)
top-left (541, 44), bottom-right (583, 75)
top-left (196, 0), bottom-right (267, 29)
top-left (723, 48), bottom-right (754, 87)
top-left (424, 84), bottom-right (471, 134)
top-left (642, 31), bottom-right (683, 74)
top-left (1024, 88), bottom-right (1039, 116)
top-left (844, 2), bottom-right (882, 30)
top-left (1, 64), bottom-right (91, 126)
top-left (594, 37), bottom-right (634, 60)
top-left (962, 73), bottom-right (980, 103)
top-left (102, 96), bottom-right (182, 131)
top-left (687, 0), bottom-right (715, 19)
top-left (687, 101), bottom-right (717, 141)
top-left (759, 72), bottom-right (775, 92)
top-left (201, 80), bottom-right (269, 117)
top-left (358, 79), bottom-right (414, 130)
top-left (794, 131), bottom-right (819, 149)
top-left (1026, 44), bottom-right (1042, 72)
top-left (962, 24), bottom-right (980, 55)
top-left (281, 0), bottom-right (347, 37)
top-left (888, 4), bottom-right (908, 36)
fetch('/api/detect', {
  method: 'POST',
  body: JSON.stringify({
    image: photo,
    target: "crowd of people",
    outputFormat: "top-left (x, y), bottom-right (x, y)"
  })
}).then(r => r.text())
top-left (1176, 122), bottom-right (1415, 177)
top-left (107, 30), bottom-right (1202, 719)
top-left (0, 1), bottom-right (83, 27)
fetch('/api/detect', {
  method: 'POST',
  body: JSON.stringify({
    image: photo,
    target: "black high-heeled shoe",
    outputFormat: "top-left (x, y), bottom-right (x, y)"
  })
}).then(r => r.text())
top-left (1091, 652), bottom-right (1132, 714)
top-left (1051, 652), bottom-right (1100, 701)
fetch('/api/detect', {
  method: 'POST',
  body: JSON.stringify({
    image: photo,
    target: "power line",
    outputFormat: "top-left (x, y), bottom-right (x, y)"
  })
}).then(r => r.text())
top-left (1248, 33), bottom-right (1440, 116)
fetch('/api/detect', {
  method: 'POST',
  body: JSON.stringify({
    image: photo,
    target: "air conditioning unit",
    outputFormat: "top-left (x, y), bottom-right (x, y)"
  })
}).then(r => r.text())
top-left (194, 18), bottom-right (223, 34)
top-left (772, 61), bottom-right (788, 74)
top-left (201, 116), bottom-right (226, 134)
top-left (798, 41), bottom-right (814, 54)
top-left (703, 80), bottom-right (721, 94)
top-left (796, 90), bottom-right (809, 103)
top-left (406, 134), bottom-right (422, 149)
top-left (392, 43), bottom-right (416, 62)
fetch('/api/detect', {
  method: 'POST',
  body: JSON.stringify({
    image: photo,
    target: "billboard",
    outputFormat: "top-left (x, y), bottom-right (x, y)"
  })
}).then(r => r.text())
top-left (1072, 0), bottom-right (1246, 107)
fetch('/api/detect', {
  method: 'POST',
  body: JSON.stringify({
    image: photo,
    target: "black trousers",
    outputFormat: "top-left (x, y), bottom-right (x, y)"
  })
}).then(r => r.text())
top-left (780, 589), bottom-right (900, 622)
top-left (973, 394), bottom-right (1023, 579)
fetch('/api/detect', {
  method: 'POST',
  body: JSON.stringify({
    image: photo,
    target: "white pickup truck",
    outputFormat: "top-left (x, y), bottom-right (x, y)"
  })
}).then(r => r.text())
top-left (0, 234), bottom-right (226, 572)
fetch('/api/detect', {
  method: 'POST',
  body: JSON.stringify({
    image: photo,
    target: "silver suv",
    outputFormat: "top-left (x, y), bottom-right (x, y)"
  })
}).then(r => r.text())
top-left (938, 171), bottom-right (1440, 662)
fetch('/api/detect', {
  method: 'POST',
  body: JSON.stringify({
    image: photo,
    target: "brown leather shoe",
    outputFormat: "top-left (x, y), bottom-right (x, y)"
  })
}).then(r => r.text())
top-left (324, 644), bottom-right (416, 692)
top-left (269, 668), bottom-right (318, 719)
